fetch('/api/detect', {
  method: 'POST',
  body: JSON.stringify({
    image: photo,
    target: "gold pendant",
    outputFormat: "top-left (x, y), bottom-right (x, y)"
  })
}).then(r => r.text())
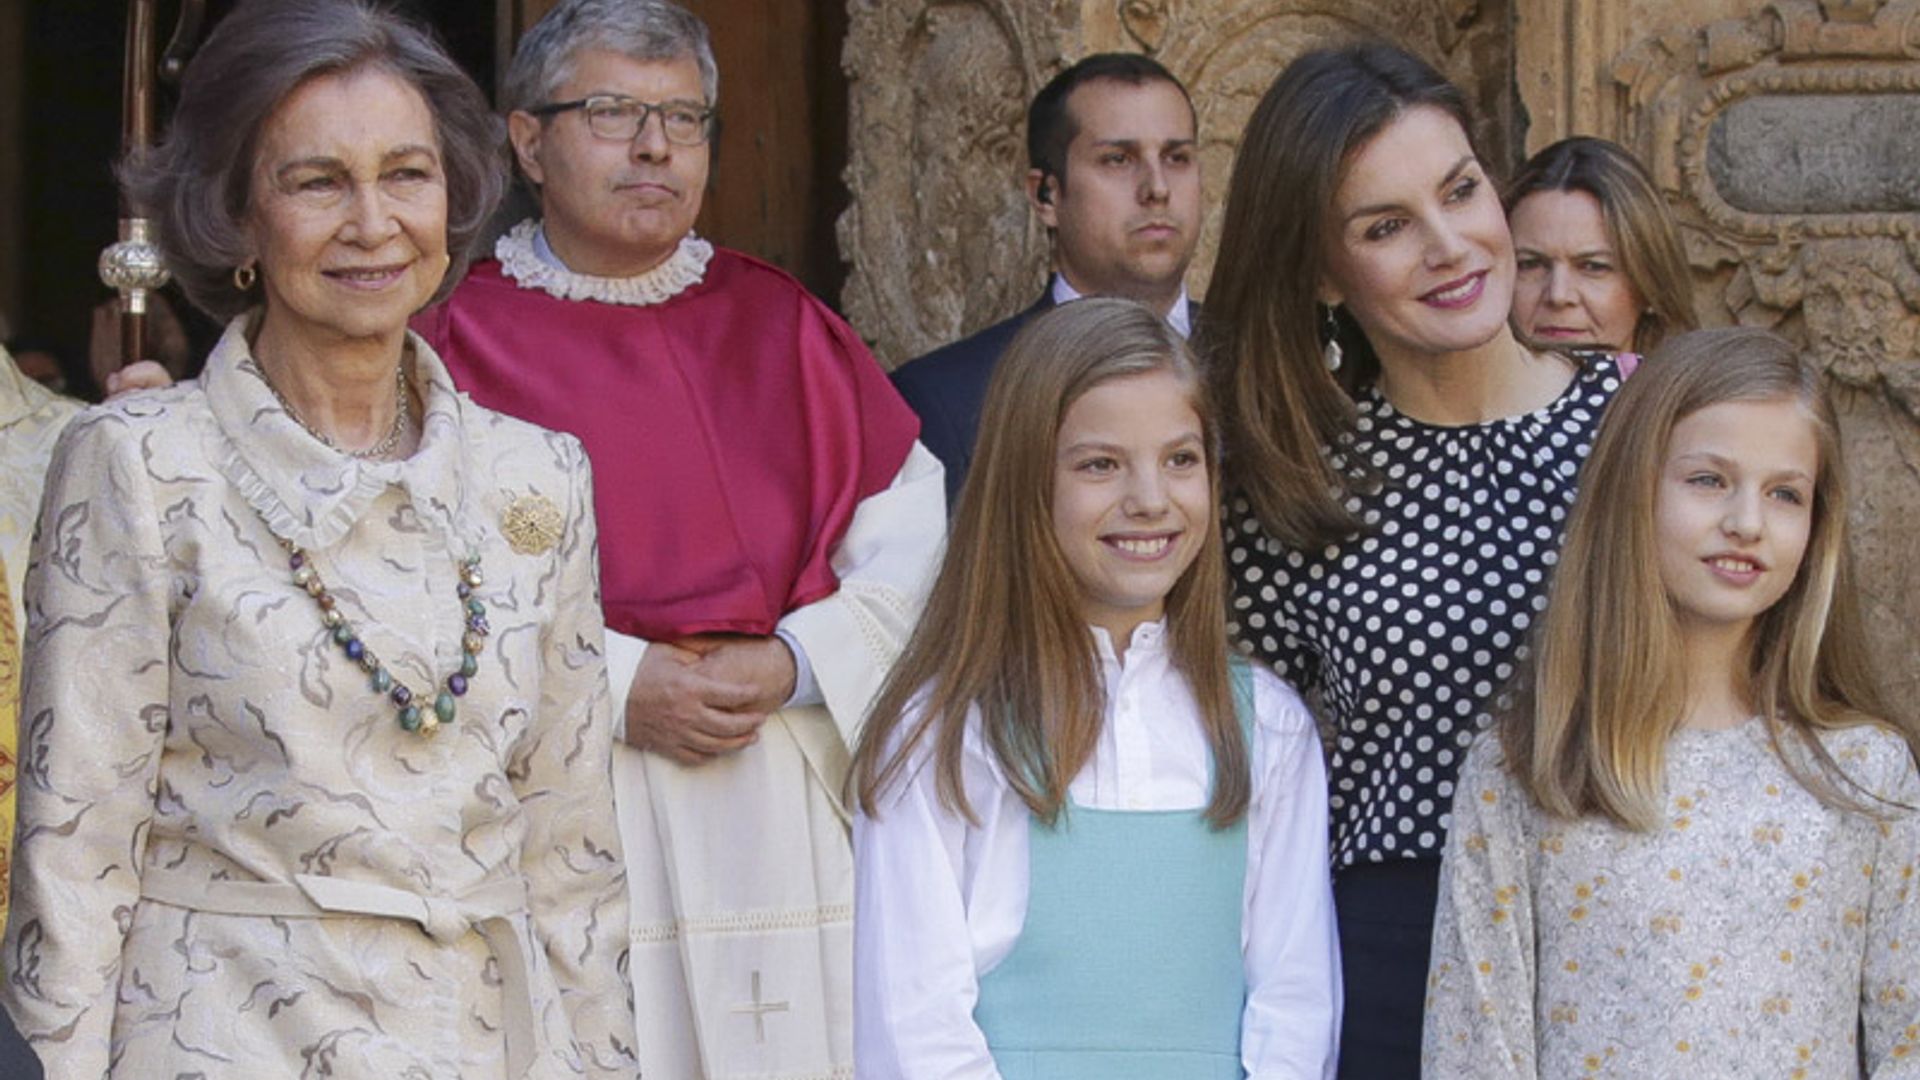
top-left (501, 494), bottom-right (563, 555)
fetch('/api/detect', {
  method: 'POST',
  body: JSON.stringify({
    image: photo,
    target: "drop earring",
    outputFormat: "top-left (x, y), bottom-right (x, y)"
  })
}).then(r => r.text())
top-left (1321, 304), bottom-right (1344, 372)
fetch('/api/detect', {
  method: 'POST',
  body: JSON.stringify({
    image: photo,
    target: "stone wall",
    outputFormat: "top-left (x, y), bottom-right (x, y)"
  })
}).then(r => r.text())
top-left (838, 0), bottom-right (1516, 367)
top-left (842, 0), bottom-right (1920, 707)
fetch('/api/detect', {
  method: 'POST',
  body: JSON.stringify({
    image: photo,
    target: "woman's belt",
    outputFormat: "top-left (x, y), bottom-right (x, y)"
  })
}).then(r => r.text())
top-left (140, 865), bottom-right (537, 1078)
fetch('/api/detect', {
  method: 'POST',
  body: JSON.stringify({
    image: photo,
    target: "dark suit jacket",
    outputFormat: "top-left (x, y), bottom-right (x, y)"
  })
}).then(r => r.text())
top-left (890, 292), bottom-right (1054, 508)
top-left (892, 291), bottom-right (1202, 510)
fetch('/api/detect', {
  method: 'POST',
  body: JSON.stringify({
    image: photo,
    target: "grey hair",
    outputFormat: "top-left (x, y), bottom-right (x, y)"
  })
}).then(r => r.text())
top-left (502, 0), bottom-right (718, 114)
top-left (122, 0), bottom-right (507, 321)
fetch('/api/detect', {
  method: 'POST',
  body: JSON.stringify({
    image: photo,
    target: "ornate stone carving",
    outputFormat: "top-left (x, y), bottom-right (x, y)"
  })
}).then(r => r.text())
top-left (1120, 0), bottom-right (1170, 51)
top-left (840, 0), bottom-right (1509, 366)
top-left (1609, 0), bottom-right (1920, 701)
top-left (839, 0), bottom-right (1068, 367)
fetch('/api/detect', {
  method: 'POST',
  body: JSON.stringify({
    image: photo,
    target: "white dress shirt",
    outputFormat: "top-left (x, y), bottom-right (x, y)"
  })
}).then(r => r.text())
top-left (1050, 273), bottom-right (1193, 339)
top-left (854, 622), bottom-right (1341, 1079)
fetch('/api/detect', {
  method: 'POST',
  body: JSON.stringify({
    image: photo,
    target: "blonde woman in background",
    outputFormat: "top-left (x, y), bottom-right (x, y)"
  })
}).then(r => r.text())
top-left (1504, 136), bottom-right (1697, 356)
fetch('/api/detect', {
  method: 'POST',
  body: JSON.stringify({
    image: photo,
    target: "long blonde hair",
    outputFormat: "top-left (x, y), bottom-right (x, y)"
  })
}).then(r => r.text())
top-left (852, 299), bottom-right (1248, 828)
top-left (1502, 327), bottom-right (1907, 829)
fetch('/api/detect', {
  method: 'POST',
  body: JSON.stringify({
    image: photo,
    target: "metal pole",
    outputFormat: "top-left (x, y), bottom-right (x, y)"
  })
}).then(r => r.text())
top-left (97, 0), bottom-right (171, 369)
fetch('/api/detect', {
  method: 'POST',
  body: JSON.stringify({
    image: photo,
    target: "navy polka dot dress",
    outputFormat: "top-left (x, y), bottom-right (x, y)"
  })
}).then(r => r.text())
top-left (1225, 354), bottom-right (1625, 869)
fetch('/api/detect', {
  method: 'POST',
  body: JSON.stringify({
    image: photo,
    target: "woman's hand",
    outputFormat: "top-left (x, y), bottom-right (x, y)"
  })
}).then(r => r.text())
top-left (104, 360), bottom-right (175, 398)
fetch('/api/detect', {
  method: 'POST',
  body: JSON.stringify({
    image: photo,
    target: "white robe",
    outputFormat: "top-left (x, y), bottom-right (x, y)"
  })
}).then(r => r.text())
top-left (611, 444), bottom-right (945, 1080)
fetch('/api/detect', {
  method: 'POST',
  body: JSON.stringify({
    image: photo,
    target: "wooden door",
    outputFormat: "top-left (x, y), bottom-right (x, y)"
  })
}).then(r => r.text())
top-left (0, 3), bottom-right (22, 335)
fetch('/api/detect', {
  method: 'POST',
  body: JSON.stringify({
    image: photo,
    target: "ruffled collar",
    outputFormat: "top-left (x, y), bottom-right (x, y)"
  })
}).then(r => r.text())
top-left (201, 313), bottom-right (486, 556)
top-left (494, 218), bottom-right (713, 306)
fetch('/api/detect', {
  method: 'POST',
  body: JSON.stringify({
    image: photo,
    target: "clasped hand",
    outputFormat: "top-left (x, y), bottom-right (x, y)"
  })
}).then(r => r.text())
top-left (623, 634), bottom-right (798, 766)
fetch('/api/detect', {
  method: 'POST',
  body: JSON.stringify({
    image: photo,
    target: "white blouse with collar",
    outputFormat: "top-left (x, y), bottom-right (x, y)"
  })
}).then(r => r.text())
top-left (853, 622), bottom-right (1342, 1080)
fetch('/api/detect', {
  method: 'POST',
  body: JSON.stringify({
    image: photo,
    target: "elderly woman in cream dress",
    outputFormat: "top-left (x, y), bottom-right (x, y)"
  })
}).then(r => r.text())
top-left (0, 2), bottom-right (637, 1078)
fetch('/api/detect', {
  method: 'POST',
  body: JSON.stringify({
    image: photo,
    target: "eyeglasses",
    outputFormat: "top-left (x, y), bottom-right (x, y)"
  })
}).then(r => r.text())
top-left (527, 95), bottom-right (715, 146)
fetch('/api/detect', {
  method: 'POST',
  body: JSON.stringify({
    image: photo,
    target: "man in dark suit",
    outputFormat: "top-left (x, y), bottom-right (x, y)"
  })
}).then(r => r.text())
top-left (891, 53), bottom-right (1204, 505)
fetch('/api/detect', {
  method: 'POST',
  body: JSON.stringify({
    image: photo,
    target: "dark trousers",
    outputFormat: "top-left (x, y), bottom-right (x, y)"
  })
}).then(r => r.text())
top-left (0, 1007), bottom-right (42, 1080)
top-left (1334, 859), bottom-right (1441, 1080)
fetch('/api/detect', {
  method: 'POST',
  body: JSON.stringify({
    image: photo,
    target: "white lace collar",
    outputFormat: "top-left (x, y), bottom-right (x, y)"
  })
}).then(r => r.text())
top-left (493, 218), bottom-right (714, 306)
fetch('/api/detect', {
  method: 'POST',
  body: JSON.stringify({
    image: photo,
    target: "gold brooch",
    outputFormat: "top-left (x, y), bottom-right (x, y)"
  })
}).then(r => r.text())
top-left (501, 494), bottom-right (563, 555)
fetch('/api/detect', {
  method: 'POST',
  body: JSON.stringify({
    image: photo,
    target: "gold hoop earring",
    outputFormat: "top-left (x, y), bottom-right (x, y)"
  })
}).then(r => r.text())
top-left (233, 264), bottom-right (257, 291)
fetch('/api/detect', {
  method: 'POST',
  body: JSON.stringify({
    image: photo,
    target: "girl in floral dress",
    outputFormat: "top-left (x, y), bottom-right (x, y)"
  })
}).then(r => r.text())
top-left (1424, 327), bottom-right (1920, 1078)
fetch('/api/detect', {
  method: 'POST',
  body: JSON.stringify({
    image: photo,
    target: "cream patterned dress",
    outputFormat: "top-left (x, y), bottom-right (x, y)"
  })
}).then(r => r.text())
top-left (1425, 721), bottom-right (1920, 1079)
top-left (0, 319), bottom-right (637, 1079)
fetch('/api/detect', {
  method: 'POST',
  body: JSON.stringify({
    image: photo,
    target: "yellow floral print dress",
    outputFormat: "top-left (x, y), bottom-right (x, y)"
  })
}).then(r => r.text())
top-left (0, 348), bottom-right (80, 934)
top-left (0, 557), bottom-right (16, 925)
top-left (1425, 721), bottom-right (1920, 1079)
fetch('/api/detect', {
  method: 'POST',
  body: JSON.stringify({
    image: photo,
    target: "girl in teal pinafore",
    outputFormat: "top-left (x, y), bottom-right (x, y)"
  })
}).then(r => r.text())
top-left (851, 299), bottom-right (1341, 1079)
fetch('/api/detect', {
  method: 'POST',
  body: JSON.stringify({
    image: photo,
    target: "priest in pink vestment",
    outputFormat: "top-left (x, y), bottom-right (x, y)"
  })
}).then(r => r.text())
top-left (414, 3), bottom-right (945, 1077)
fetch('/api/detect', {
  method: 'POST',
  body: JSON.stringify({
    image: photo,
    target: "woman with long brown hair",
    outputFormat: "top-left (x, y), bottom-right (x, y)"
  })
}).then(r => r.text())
top-left (852, 299), bottom-right (1339, 1078)
top-left (1425, 327), bottom-right (1918, 1077)
top-left (1207, 44), bottom-right (1635, 1076)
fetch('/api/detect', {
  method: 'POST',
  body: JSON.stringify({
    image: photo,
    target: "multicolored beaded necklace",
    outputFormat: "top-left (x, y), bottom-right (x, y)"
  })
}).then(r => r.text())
top-left (280, 538), bottom-right (488, 736)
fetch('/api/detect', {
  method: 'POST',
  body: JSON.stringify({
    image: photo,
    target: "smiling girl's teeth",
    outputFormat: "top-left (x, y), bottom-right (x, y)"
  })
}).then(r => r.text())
top-left (1113, 537), bottom-right (1170, 556)
top-left (1709, 556), bottom-right (1755, 572)
top-left (1429, 277), bottom-right (1475, 303)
